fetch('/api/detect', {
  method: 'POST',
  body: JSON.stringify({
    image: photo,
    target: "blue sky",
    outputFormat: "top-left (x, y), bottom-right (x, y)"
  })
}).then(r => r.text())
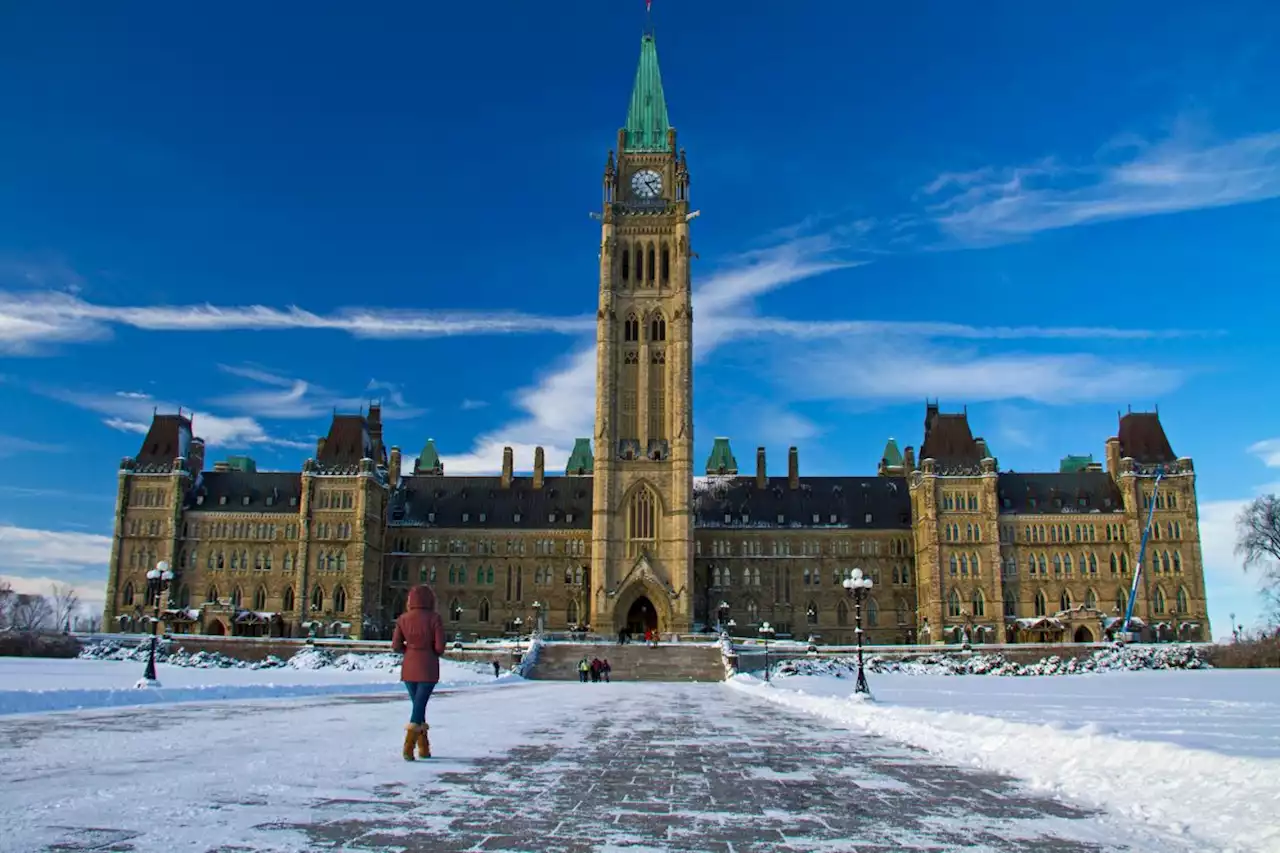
top-left (1, 1), bottom-right (1278, 635)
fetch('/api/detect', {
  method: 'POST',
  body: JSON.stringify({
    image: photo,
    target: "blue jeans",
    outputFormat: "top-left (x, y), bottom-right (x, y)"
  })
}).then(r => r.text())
top-left (404, 681), bottom-right (437, 725)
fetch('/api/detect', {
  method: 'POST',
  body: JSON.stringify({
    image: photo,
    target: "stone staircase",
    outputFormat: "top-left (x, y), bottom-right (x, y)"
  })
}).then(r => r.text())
top-left (527, 641), bottom-right (725, 682)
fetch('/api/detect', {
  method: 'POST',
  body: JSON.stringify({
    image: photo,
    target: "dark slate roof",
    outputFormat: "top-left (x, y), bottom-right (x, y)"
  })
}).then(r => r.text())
top-left (390, 475), bottom-right (593, 529)
top-left (919, 412), bottom-right (982, 466)
top-left (1118, 413), bottom-right (1176, 464)
top-left (997, 472), bottom-right (1123, 514)
top-left (694, 476), bottom-right (912, 530)
top-left (136, 414), bottom-right (193, 464)
top-left (319, 415), bottom-right (376, 466)
top-left (185, 471), bottom-right (303, 513)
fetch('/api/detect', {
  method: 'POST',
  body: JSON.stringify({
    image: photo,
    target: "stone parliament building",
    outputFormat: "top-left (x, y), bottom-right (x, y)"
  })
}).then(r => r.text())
top-left (103, 27), bottom-right (1210, 646)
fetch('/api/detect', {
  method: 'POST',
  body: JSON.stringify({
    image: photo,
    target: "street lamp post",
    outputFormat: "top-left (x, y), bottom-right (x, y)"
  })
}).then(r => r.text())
top-left (758, 621), bottom-right (775, 683)
top-left (842, 567), bottom-right (874, 695)
top-left (532, 600), bottom-right (543, 636)
top-left (140, 561), bottom-right (174, 686)
top-left (717, 601), bottom-right (730, 635)
top-left (513, 616), bottom-right (524, 658)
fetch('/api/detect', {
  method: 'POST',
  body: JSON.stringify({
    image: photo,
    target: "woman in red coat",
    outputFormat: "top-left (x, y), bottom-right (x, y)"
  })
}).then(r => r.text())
top-left (391, 584), bottom-right (446, 760)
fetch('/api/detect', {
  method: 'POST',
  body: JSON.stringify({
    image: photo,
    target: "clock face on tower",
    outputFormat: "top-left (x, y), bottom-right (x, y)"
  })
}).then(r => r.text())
top-left (630, 169), bottom-right (663, 199)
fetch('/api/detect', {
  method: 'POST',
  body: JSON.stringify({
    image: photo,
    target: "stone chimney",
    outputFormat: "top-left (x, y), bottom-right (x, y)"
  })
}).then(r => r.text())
top-left (756, 447), bottom-right (767, 488)
top-left (388, 446), bottom-right (402, 481)
top-left (533, 446), bottom-right (545, 489)
top-left (1105, 436), bottom-right (1122, 477)
top-left (501, 446), bottom-right (514, 489)
top-left (187, 437), bottom-right (206, 474)
top-left (316, 436), bottom-right (326, 459)
top-left (904, 446), bottom-right (916, 471)
top-left (788, 446), bottom-right (799, 490)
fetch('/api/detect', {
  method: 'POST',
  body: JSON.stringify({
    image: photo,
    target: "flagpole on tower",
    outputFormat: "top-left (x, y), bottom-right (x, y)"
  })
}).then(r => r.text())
top-left (644, 0), bottom-right (654, 35)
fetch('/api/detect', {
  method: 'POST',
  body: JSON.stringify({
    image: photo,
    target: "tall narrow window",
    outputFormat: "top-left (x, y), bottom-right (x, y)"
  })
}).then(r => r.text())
top-left (971, 589), bottom-right (985, 617)
top-left (648, 349), bottom-right (666, 442)
top-left (334, 586), bottom-right (347, 614)
top-left (207, 586), bottom-right (219, 603)
top-left (621, 349), bottom-right (640, 441)
top-left (647, 243), bottom-right (656, 283)
top-left (634, 242), bottom-right (644, 281)
top-left (479, 598), bottom-right (491, 622)
top-left (621, 247), bottom-right (630, 281)
top-left (624, 313), bottom-right (640, 342)
top-left (1154, 587), bottom-right (1166, 612)
top-left (1176, 586), bottom-right (1188, 613)
top-left (650, 315), bottom-right (666, 342)
top-left (311, 585), bottom-right (324, 612)
top-left (231, 586), bottom-right (243, 608)
top-left (253, 585), bottom-right (267, 611)
top-left (567, 599), bottom-right (579, 625)
top-left (661, 243), bottom-right (670, 283)
top-left (1003, 588), bottom-right (1016, 617)
top-left (627, 486), bottom-right (658, 557)
top-left (123, 582), bottom-right (135, 606)
top-left (282, 587), bottom-right (295, 612)
top-left (947, 589), bottom-right (961, 617)
top-left (1034, 590), bottom-right (1047, 616)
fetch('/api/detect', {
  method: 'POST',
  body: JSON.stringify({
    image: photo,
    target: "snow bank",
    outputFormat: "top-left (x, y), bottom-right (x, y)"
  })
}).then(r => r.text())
top-left (730, 674), bottom-right (1280, 853)
top-left (1, 645), bottom-right (502, 716)
top-left (774, 643), bottom-right (1210, 678)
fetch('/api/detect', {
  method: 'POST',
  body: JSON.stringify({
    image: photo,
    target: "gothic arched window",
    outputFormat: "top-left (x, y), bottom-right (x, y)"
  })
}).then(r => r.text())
top-left (479, 598), bottom-right (491, 622)
top-left (626, 485), bottom-right (658, 556)
top-left (621, 247), bottom-right (630, 281)
top-left (647, 243), bottom-right (656, 282)
top-left (624, 313), bottom-right (640, 342)
top-left (311, 585), bottom-right (323, 612)
top-left (253, 585), bottom-right (267, 611)
top-left (282, 587), bottom-right (295, 612)
top-left (1034, 590), bottom-right (1047, 617)
top-left (650, 314), bottom-right (666, 342)
top-left (971, 589), bottom-right (985, 617)
top-left (1003, 588), bottom-right (1016, 617)
top-left (334, 586), bottom-right (347, 614)
top-left (947, 589), bottom-right (961, 618)
top-left (567, 599), bottom-right (579, 626)
top-left (122, 582), bottom-right (135, 606)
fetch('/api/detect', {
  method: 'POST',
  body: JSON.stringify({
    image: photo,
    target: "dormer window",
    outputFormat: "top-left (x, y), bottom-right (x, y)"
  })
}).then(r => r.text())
top-left (549, 513), bottom-right (556, 523)
top-left (479, 513), bottom-right (487, 523)
top-left (566, 513), bottom-right (574, 523)
top-left (514, 513), bottom-right (521, 523)
top-left (829, 514), bottom-right (837, 524)
top-left (724, 513), bottom-right (731, 524)
top-left (1078, 497), bottom-right (1087, 507)
top-left (218, 496), bottom-right (227, 505)
top-left (265, 496), bottom-right (274, 507)
top-left (462, 513), bottom-right (470, 523)
top-left (427, 512), bottom-right (436, 523)
top-left (742, 514), bottom-right (750, 524)
top-left (242, 496), bottom-right (250, 506)
top-left (196, 495), bottom-right (204, 506)
top-left (777, 514), bottom-right (785, 524)
top-left (812, 513), bottom-right (820, 524)
top-left (864, 513), bottom-right (872, 524)
top-left (289, 497), bottom-right (298, 507)
top-left (1029, 498), bottom-right (1038, 508)
top-left (1002, 498), bottom-right (1011, 509)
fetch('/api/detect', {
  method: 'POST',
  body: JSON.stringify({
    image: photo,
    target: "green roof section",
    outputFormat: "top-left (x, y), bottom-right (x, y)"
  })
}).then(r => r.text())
top-left (881, 438), bottom-right (903, 468)
top-left (624, 33), bottom-right (671, 151)
top-left (1059, 454), bottom-right (1095, 473)
top-left (566, 438), bottom-right (594, 475)
top-left (705, 437), bottom-right (738, 475)
top-left (416, 438), bottom-right (443, 475)
top-left (224, 455), bottom-right (256, 473)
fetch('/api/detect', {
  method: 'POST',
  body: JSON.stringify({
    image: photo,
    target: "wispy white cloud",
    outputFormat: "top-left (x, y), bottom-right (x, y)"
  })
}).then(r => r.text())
top-left (210, 364), bottom-right (424, 423)
top-left (1247, 438), bottom-right (1280, 468)
top-left (1197, 482), bottom-right (1280, 636)
top-left (460, 399), bottom-right (488, 411)
top-left (0, 524), bottom-right (112, 572)
top-left (0, 434), bottom-right (65, 457)
top-left (716, 317), bottom-right (1216, 342)
top-left (42, 387), bottom-right (313, 451)
top-left (0, 291), bottom-right (594, 355)
top-left (924, 124), bottom-right (1280, 244)
top-left (772, 339), bottom-right (1182, 406)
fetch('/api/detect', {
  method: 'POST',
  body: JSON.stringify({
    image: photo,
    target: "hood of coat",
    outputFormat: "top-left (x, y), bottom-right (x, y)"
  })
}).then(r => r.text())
top-left (407, 584), bottom-right (437, 611)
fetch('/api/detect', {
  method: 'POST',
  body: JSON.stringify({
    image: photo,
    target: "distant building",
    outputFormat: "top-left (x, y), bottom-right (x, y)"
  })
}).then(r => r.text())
top-left (102, 24), bottom-right (1209, 645)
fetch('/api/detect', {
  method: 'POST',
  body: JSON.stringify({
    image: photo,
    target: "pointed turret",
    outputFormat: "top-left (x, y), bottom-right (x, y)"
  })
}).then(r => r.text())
top-left (414, 438), bottom-right (443, 476)
top-left (705, 438), bottom-right (738, 476)
top-left (566, 438), bottom-right (594, 476)
top-left (878, 438), bottom-right (904, 477)
top-left (623, 31), bottom-right (671, 151)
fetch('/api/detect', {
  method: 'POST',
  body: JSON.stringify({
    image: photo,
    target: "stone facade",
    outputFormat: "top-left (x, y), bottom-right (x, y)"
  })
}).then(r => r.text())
top-left (101, 28), bottom-right (1210, 645)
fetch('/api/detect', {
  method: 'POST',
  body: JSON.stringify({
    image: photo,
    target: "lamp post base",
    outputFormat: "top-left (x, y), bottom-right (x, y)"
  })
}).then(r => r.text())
top-left (133, 677), bottom-right (163, 689)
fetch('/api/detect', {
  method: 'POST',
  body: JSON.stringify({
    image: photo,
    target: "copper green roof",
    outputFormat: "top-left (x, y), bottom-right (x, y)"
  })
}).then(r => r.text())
top-left (705, 437), bottom-right (738, 475)
top-left (224, 455), bottom-right (256, 473)
top-left (881, 438), bottom-right (903, 467)
top-left (417, 439), bottom-right (442, 474)
top-left (624, 33), bottom-right (671, 151)
top-left (1059, 454), bottom-right (1094, 473)
top-left (566, 438), bottom-right (594, 475)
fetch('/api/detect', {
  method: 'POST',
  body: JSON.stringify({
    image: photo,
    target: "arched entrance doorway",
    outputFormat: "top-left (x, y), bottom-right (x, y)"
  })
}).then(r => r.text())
top-left (206, 619), bottom-right (226, 636)
top-left (625, 596), bottom-right (659, 636)
top-left (1073, 625), bottom-right (1095, 643)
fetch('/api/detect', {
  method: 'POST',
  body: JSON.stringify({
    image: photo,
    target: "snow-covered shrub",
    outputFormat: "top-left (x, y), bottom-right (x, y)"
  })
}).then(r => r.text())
top-left (772, 643), bottom-right (1211, 679)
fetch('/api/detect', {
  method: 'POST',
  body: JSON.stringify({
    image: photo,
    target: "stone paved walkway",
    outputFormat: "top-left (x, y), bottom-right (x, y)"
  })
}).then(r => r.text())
top-left (1, 683), bottom-right (1191, 853)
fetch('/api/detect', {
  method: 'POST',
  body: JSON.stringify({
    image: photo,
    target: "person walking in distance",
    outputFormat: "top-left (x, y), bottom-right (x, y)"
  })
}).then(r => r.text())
top-left (392, 584), bottom-right (446, 761)
top-left (492, 659), bottom-right (500, 678)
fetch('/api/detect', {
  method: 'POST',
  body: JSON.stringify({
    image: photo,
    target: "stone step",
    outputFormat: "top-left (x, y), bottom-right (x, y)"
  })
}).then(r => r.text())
top-left (528, 642), bottom-right (725, 682)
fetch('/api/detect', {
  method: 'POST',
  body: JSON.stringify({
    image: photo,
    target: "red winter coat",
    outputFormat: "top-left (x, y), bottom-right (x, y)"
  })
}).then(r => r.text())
top-left (392, 585), bottom-right (446, 683)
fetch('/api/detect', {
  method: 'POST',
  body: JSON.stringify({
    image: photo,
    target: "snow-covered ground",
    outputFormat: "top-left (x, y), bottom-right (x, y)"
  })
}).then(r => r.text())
top-left (0, 654), bottom-right (501, 715)
top-left (731, 668), bottom-right (1280, 853)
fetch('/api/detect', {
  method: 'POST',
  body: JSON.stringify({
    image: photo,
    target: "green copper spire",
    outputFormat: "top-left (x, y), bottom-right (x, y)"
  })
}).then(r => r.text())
top-left (624, 32), bottom-right (671, 151)
top-left (415, 438), bottom-right (443, 476)
top-left (566, 438), bottom-right (594, 476)
top-left (881, 439), bottom-right (903, 468)
top-left (705, 438), bottom-right (738, 476)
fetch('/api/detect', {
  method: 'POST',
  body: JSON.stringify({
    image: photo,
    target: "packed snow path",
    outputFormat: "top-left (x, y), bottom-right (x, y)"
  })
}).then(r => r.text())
top-left (0, 682), bottom-right (1192, 853)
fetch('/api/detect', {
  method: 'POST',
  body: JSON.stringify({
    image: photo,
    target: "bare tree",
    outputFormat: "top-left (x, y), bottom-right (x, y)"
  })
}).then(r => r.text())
top-left (49, 583), bottom-right (80, 632)
top-left (0, 579), bottom-right (12, 630)
top-left (1236, 494), bottom-right (1280, 625)
top-left (9, 593), bottom-right (53, 632)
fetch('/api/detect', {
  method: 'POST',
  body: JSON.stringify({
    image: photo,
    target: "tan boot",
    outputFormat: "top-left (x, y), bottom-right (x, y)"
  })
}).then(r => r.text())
top-left (403, 724), bottom-right (420, 761)
top-left (416, 723), bottom-right (431, 758)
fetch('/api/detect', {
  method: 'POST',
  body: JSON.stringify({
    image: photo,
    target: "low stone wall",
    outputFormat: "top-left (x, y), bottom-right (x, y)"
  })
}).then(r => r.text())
top-left (731, 642), bottom-right (1110, 673)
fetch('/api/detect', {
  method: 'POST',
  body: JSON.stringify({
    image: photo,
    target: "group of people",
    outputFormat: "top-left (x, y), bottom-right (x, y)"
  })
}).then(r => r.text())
top-left (577, 656), bottom-right (612, 682)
